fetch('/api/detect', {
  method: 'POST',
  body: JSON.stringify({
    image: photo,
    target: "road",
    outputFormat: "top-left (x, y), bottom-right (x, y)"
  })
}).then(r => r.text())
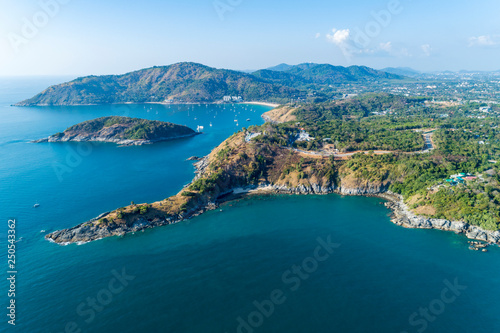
top-left (286, 131), bottom-right (435, 159)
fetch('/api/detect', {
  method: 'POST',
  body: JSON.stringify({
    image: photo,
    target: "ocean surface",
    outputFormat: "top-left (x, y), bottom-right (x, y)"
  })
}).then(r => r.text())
top-left (0, 77), bottom-right (499, 333)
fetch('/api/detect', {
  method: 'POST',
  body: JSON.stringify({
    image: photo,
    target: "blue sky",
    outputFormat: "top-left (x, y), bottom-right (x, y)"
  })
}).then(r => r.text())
top-left (1, 0), bottom-right (499, 76)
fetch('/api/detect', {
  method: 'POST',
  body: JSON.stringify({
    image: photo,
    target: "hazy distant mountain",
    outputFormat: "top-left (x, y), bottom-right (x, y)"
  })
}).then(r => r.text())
top-left (17, 62), bottom-right (407, 106)
top-left (381, 67), bottom-right (421, 77)
top-left (457, 69), bottom-right (500, 74)
top-left (265, 63), bottom-right (295, 72)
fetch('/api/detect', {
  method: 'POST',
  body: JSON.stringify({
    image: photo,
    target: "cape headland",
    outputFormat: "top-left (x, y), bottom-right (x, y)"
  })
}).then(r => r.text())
top-left (44, 93), bottom-right (500, 247)
top-left (45, 114), bottom-right (500, 246)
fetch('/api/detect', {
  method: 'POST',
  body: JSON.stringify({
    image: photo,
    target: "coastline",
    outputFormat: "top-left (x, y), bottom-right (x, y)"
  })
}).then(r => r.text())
top-left (226, 185), bottom-right (500, 247)
top-left (381, 192), bottom-right (500, 245)
top-left (46, 177), bottom-right (500, 247)
top-left (33, 132), bottom-right (201, 146)
top-left (240, 101), bottom-right (280, 108)
top-left (43, 107), bottom-right (500, 248)
top-left (15, 101), bottom-right (281, 107)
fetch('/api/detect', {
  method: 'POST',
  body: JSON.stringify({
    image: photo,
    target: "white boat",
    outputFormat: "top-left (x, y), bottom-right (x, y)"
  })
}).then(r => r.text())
top-left (197, 125), bottom-right (204, 132)
top-left (209, 122), bottom-right (213, 127)
top-left (34, 203), bottom-right (40, 208)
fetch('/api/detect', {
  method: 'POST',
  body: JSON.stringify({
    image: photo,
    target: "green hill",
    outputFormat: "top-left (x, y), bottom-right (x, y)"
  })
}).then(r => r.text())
top-left (256, 63), bottom-right (405, 86)
top-left (17, 62), bottom-right (406, 106)
top-left (283, 63), bottom-right (404, 84)
top-left (16, 63), bottom-right (301, 106)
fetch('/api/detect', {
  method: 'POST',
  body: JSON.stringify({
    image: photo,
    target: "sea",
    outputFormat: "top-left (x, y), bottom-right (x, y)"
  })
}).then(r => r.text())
top-left (0, 77), bottom-right (499, 333)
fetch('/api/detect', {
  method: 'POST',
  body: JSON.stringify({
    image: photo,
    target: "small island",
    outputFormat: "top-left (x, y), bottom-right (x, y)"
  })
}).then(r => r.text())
top-left (34, 116), bottom-right (200, 146)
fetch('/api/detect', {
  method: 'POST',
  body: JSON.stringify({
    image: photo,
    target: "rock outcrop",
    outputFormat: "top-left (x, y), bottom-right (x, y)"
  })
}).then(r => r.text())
top-left (385, 194), bottom-right (500, 244)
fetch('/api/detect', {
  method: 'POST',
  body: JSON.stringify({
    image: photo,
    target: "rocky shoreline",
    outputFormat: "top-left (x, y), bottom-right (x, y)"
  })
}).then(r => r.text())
top-left (46, 175), bottom-right (500, 247)
top-left (33, 116), bottom-right (200, 147)
top-left (250, 184), bottom-right (500, 246)
top-left (33, 132), bottom-right (200, 146)
top-left (383, 193), bottom-right (500, 245)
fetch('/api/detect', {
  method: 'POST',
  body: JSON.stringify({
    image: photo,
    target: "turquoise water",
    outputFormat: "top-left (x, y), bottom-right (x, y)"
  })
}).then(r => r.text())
top-left (1, 78), bottom-right (500, 332)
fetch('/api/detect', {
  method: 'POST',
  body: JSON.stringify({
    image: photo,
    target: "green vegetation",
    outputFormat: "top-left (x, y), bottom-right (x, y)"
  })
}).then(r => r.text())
top-left (16, 63), bottom-right (302, 105)
top-left (189, 170), bottom-right (225, 194)
top-left (139, 205), bottom-right (148, 215)
top-left (338, 120), bottom-right (500, 231)
top-left (250, 95), bottom-right (500, 230)
top-left (293, 94), bottom-right (428, 121)
top-left (60, 116), bottom-right (195, 141)
top-left (253, 119), bottom-right (425, 152)
top-left (16, 63), bottom-right (407, 106)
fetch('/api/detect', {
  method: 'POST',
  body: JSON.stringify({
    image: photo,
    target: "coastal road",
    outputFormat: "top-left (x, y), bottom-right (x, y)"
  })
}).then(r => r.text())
top-left (418, 132), bottom-right (435, 154)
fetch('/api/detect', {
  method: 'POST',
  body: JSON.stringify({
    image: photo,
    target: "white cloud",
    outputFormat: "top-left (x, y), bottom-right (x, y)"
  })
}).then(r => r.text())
top-left (468, 35), bottom-right (499, 47)
top-left (325, 27), bottom-right (412, 61)
top-left (326, 28), bottom-right (351, 46)
top-left (379, 42), bottom-right (392, 52)
top-left (315, 33), bottom-right (321, 39)
top-left (421, 44), bottom-right (431, 56)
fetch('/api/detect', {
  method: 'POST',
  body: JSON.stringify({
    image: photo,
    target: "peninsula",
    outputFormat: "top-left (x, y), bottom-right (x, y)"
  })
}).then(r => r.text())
top-left (46, 94), bottom-right (500, 247)
top-left (34, 116), bottom-right (199, 146)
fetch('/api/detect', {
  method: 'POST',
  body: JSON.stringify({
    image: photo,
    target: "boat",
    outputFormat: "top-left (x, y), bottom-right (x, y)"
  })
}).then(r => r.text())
top-left (197, 125), bottom-right (204, 132)
top-left (34, 203), bottom-right (40, 208)
top-left (246, 118), bottom-right (251, 121)
top-left (209, 122), bottom-right (212, 127)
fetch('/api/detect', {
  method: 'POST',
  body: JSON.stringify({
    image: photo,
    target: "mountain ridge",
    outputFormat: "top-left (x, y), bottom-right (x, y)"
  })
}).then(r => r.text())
top-left (17, 62), bottom-right (406, 106)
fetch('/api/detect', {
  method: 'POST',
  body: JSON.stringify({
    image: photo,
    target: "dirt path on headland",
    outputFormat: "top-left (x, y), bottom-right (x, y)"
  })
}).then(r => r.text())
top-left (285, 131), bottom-right (435, 160)
top-left (261, 108), bottom-right (436, 159)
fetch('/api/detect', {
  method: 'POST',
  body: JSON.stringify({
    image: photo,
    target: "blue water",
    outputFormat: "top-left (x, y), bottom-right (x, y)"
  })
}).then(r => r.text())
top-left (1, 78), bottom-right (499, 333)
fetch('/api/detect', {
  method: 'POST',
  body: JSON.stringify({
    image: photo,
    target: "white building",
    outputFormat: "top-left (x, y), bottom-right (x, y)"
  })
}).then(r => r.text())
top-left (296, 130), bottom-right (315, 142)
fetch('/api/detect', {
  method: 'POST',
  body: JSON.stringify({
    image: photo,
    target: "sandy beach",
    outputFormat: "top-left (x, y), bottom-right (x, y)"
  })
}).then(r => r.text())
top-left (241, 101), bottom-right (280, 108)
